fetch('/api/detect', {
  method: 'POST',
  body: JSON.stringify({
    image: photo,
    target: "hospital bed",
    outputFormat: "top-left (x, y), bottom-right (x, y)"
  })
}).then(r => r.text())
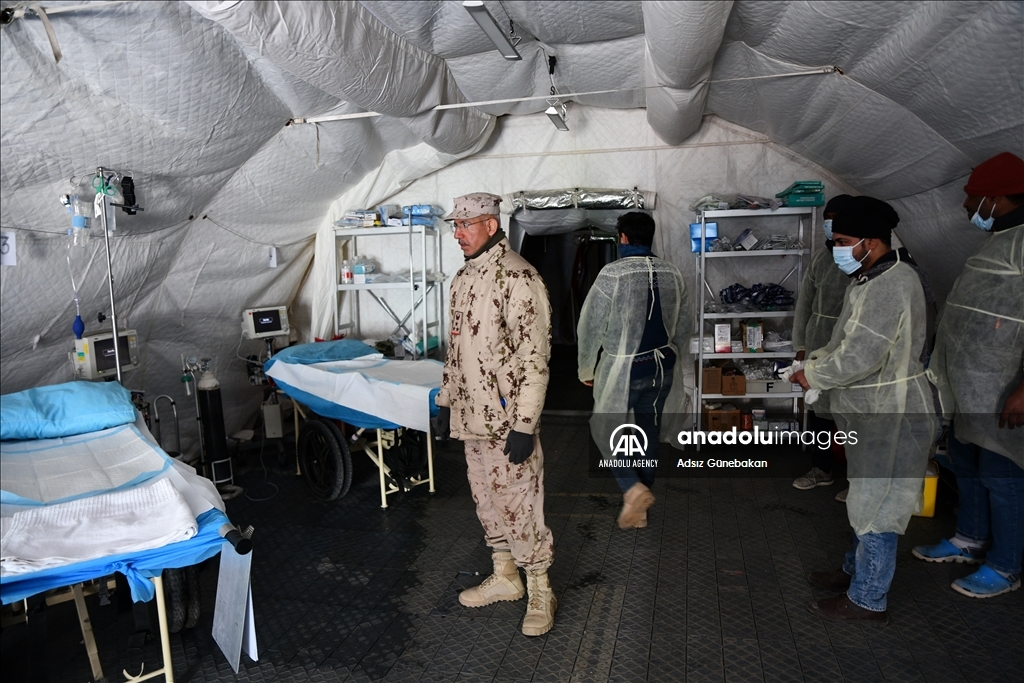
top-left (264, 339), bottom-right (442, 508)
top-left (1, 381), bottom-right (250, 682)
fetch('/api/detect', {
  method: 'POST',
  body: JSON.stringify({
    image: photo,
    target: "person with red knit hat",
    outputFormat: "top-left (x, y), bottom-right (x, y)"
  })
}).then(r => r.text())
top-left (914, 151), bottom-right (1024, 598)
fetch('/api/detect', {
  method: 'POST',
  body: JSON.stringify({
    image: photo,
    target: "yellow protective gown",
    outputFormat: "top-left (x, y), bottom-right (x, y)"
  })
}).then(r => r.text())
top-left (804, 256), bottom-right (937, 535)
top-left (792, 247), bottom-right (850, 354)
top-left (791, 247), bottom-right (851, 417)
top-left (928, 224), bottom-right (1024, 465)
top-left (577, 255), bottom-right (690, 456)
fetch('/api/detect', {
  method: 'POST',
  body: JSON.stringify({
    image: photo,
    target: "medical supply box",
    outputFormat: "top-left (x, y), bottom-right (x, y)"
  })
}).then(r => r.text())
top-left (702, 367), bottom-right (722, 395)
top-left (704, 406), bottom-right (741, 432)
top-left (690, 222), bottom-right (718, 253)
top-left (721, 373), bottom-right (746, 396)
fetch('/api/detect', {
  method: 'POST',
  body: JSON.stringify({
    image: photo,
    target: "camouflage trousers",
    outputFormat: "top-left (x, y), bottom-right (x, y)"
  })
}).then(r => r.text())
top-left (464, 435), bottom-right (554, 572)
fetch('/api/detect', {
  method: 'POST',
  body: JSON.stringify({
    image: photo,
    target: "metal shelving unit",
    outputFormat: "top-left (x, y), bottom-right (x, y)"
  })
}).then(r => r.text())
top-left (333, 224), bottom-right (444, 360)
top-left (694, 207), bottom-right (815, 442)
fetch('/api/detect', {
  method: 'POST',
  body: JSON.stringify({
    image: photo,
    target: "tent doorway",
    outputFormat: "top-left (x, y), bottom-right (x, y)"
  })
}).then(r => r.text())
top-left (519, 229), bottom-right (618, 412)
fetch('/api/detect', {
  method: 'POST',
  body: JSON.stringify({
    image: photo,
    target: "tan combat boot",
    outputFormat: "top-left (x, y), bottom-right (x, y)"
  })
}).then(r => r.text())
top-left (618, 482), bottom-right (655, 529)
top-left (458, 550), bottom-right (525, 607)
top-left (521, 570), bottom-right (557, 636)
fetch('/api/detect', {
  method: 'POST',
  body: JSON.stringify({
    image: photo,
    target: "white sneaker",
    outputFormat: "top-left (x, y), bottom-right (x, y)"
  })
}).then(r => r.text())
top-left (793, 467), bottom-right (834, 490)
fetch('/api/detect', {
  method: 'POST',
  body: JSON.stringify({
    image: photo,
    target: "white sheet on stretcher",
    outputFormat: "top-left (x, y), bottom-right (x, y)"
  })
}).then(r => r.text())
top-left (1, 424), bottom-right (170, 506)
top-left (1, 412), bottom-right (224, 519)
top-left (266, 358), bottom-right (443, 433)
top-left (1, 478), bottom-right (197, 576)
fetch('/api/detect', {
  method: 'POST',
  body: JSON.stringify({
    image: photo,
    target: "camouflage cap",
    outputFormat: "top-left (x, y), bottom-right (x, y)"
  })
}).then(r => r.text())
top-left (443, 192), bottom-right (502, 221)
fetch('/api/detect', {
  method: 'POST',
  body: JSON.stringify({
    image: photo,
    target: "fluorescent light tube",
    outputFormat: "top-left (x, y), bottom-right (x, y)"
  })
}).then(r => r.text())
top-left (545, 106), bottom-right (569, 131)
top-left (463, 1), bottom-right (521, 60)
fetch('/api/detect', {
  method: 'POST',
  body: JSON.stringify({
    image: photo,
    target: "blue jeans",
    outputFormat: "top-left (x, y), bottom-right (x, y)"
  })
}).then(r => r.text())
top-left (843, 532), bottom-right (898, 611)
top-left (612, 372), bottom-right (672, 493)
top-left (948, 426), bottom-right (1024, 576)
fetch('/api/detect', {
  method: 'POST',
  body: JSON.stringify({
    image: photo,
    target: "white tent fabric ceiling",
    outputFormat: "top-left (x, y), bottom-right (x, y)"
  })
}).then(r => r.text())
top-left (1, 0), bottom-right (1020, 448)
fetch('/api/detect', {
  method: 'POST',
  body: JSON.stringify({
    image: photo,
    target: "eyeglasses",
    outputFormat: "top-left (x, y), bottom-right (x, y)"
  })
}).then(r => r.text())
top-left (452, 217), bottom-right (491, 232)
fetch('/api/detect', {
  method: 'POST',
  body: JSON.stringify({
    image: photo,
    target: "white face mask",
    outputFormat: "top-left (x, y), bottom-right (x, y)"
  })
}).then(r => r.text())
top-left (823, 219), bottom-right (833, 240)
top-left (970, 197), bottom-right (996, 231)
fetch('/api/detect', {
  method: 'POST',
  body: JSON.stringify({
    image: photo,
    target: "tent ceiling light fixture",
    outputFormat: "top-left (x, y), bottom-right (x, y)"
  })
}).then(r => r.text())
top-left (544, 55), bottom-right (568, 131)
top-left (463, 1), bottom-right (521, 61)
top-left (545, 100), bottom-right (569, 131)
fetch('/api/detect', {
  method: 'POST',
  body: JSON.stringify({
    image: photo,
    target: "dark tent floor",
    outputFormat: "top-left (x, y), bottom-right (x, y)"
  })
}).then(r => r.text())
top-left (3, 416), bottom-right (1021, 682)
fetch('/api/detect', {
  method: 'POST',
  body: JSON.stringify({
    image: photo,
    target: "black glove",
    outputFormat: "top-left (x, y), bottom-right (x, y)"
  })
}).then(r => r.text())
top-left (432, 406), bottom-right (451, 440)
top-left (503, 430), bottom-right (534, 465)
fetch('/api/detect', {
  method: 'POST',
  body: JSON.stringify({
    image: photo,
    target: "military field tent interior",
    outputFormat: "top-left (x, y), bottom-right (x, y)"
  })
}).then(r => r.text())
top-left (2, 1), bottom-right (1024, 681)
top-left (2, 0), bottom-right (1021, 440)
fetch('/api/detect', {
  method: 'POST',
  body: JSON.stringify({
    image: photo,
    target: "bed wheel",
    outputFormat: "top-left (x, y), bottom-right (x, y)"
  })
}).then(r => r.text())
top-left (298, 418), bottom-right (352, 501)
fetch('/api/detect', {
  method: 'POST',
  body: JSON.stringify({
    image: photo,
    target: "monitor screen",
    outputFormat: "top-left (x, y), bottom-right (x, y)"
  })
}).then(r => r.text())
top-left (252, 308), bottom-right (283, 335)
top-left (94, 334), bottom-right (133, 372)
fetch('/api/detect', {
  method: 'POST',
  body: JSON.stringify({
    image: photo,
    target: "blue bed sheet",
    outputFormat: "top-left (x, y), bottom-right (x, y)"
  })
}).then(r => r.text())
top-left (0, 509), bottom-right (230, 604)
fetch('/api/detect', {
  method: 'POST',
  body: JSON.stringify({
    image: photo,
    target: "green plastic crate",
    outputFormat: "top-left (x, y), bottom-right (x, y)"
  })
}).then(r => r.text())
top-left (783, 192), bottom-right (824, 207)
top-left (775, 181), bottom-right (824, 198)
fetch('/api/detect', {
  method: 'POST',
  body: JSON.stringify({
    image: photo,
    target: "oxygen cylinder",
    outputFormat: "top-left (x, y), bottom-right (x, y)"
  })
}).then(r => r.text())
top-left (197, 367), bottom-right (231, 486)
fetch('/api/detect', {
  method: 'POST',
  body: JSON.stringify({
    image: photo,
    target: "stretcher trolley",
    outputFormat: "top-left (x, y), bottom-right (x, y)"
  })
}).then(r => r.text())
top-left (264, 340), bottom-right (441, 508)
top-left (1, 401), bottom-right (253, 683)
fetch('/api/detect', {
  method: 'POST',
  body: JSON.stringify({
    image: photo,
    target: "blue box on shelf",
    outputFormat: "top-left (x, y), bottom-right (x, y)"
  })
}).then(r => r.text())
top-left (690, 222), bottom-right (718, 253)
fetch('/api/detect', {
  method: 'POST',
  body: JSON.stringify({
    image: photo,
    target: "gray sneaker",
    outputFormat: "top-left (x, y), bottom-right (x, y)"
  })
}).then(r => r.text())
top-left (793, 467), bottom-right (834, 490)
top-left (835, 488), bottom-right (849, 503)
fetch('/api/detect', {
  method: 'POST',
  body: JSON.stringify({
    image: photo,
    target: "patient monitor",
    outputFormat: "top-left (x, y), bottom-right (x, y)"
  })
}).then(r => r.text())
top-left (242, 306), bottom-right (289, 339)
top-left (74, 329), bottom-right (140, 380)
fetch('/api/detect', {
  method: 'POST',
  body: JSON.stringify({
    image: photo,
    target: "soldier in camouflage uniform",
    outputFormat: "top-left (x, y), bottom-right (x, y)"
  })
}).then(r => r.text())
top-left (433, 192), bottom-right (556, 636)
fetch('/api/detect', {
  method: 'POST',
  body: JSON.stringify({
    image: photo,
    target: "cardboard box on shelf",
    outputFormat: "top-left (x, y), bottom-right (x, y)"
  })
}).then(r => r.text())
top-left (721, 374), bottom-right (746, 396)
top-left (741, 321), bottom-right (764, 352)
top-left (714, 324), bottom-right (732, 353)
top-left (704, 407), bottom-right (741, 431)
top-left (703, 367), bottom-right (722, 394)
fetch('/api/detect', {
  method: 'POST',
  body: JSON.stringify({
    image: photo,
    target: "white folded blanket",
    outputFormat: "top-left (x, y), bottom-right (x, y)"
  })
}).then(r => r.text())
top-left (1, 478), bottom-right (197, 576)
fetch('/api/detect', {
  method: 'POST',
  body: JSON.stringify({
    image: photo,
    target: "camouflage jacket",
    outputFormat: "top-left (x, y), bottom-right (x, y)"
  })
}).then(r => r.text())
top-left (436, 238), bottom-right (552, 441)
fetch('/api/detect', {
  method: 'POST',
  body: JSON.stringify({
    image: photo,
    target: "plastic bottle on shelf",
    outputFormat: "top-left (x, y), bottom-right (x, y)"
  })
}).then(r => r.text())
top-left (341, 259), bottom-right (353, 284)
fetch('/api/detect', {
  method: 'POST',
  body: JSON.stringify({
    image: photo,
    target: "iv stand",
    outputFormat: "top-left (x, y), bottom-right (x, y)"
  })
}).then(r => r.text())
top-left (97, 166), bottom-right (122, 383)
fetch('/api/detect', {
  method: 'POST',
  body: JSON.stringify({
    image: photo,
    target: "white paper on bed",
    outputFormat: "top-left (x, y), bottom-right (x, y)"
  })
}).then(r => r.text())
top-left (0, 424), bottom-right (170, 505)
top-left (266, 358), bottom-right (443, 433)
top-left (133, 411), bottom-right (226, 516)
top-left (0, 478), bottom-right (197, 576)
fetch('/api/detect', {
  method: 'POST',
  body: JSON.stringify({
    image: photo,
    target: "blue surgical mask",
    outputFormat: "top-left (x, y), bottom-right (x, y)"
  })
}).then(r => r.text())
top-left (970, 198), bottom-right (995, 231)
top-left (822, 219), bottom-right (833, 240)
top-left (833, 239), bottom-right (867, 275)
